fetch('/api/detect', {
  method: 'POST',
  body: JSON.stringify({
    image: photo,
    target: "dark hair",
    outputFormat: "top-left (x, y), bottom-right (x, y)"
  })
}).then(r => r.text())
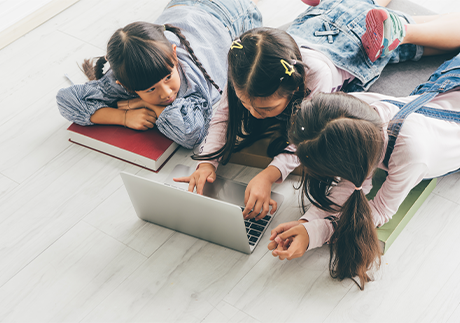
top-left (194, 27), bottom-right (312, 164)
top-left (289, 92), bottom-right (384, 290)
top-left (82, 22), bottom-right (221, 93)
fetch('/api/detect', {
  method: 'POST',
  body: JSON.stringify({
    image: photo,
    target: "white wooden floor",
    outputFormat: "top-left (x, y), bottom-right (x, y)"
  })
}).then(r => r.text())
top-left (1, 0), bottom-right (460, 322)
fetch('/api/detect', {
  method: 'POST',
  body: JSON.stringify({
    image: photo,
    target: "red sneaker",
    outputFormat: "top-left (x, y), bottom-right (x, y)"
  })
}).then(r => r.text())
top-left (362, 9), bottom-right (388, 62)
top-left (301, 0), bottom-right (321, 6)
top-left (362, 8), bottom-right (406, 62)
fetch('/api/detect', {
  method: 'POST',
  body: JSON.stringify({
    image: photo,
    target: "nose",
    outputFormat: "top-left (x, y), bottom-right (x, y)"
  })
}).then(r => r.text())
top-left (158, 83), bottom-right (172, 100)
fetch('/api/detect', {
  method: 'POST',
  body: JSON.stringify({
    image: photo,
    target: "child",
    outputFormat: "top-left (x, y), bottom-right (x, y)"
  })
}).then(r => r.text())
top-left (268, 53), bottom-right (460, 289)
top-left (56, 0), bottom-right (262, 149)
top-left (175, 0), bottom-right (460, 218)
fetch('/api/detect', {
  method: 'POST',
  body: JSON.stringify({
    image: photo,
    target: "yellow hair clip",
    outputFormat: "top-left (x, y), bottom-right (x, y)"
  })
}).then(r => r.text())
top-left (230, 40), bottom-right (243, 50)
top-left (280, 59), bottom-right (295, 76)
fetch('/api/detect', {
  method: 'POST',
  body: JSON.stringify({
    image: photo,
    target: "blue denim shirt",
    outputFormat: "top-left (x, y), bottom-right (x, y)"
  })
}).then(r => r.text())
top-left (56, 6), bottom-right (231, 149)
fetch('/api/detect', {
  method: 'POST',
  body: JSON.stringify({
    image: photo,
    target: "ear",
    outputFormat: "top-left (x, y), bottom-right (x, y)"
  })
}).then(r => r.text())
top-left (172, 44), bottom-right (177, 58)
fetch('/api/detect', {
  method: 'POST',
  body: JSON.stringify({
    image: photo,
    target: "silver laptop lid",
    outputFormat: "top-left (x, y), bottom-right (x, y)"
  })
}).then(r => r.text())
top-left (121, 171), bottom-right (253, 254)
top-left (121, 165), bottom-right (284, 254)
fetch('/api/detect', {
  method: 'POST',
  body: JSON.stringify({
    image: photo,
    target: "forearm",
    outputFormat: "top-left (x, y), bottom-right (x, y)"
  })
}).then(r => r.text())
top-left (90, 107), bottom-right (126, 126)
top-left (261, 165), bottom-right (282, 184)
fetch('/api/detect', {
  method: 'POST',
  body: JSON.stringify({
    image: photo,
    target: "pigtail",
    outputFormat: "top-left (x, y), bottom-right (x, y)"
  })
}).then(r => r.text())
top-left (81, 56), bottom-right (107, 81)
top-left (164, 24), bottom-right (222, 94)
top-left (329, 189), bottom-right (381, 290)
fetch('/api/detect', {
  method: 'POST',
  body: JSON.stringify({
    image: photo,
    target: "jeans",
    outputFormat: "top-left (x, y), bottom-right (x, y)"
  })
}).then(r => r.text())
top-left (286, 0), bottom-right (424, 91)
top-left (165, 0), bottom-right (263, 40)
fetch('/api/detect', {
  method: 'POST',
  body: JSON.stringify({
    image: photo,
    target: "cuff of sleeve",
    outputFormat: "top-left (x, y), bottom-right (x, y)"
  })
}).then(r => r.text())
top-left (303, 220), bottom-right (330, 250)
top-left (197, 160), bottom-right (219, 171)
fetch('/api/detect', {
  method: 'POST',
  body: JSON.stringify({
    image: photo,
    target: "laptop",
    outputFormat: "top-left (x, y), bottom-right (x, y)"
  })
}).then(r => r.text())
top-left (120, 164), bottom-right (284, 254)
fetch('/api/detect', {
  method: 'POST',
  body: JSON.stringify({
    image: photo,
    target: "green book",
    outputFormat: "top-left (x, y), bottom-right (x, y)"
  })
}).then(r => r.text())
top-left (367, 169), bottom-right (437, 254)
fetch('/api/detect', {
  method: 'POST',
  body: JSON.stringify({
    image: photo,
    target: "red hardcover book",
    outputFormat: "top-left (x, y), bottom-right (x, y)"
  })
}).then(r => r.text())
top-left (67, 123), bottom-right (179, 172)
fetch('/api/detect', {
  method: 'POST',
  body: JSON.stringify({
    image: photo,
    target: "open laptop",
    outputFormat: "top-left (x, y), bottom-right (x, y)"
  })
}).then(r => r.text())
top-left (120, 164), bottom-right (284, 254)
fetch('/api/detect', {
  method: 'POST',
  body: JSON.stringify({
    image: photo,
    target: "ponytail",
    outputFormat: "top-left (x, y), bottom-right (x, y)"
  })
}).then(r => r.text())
top-left (81, 56), bottom-right (107, 81)
top-left (329, 189), bottom-right (381, 290)
top-left (164, 24), bottom-right (222, 94)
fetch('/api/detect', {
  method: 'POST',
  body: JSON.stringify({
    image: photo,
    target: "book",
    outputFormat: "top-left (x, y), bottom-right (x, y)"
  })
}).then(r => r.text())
top-left (228, 137), bottom-right (302, 176)
top-left (67, 123), bottom-right (179, 172)
top-left (368, 169), bottom-right (437, 254)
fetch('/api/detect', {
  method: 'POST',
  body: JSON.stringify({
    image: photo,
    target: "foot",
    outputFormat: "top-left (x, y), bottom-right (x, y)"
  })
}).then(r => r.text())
top-left (362, 8), bottom-right (406, 62)
top-left (301, 0), bottom-right (321, 6)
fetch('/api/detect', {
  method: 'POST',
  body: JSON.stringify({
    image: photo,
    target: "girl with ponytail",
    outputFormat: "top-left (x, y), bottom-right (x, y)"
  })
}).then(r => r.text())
top-left (56, 0), bottom-right (262, 149)
top-left (269, 87), bottom-right (460, 289)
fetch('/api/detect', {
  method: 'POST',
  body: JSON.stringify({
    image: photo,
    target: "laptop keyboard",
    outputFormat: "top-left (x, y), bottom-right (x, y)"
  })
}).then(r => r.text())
top-left (244, 215), bottom-right (272, 246)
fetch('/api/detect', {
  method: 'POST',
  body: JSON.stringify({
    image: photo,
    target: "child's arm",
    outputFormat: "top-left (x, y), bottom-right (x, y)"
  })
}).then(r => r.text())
top-left (90, 107), bottom-right (157, 130)
top-left (298, 175), bottom-right (374, 251)
top-left (242, 147), bottom-right (300, 220)
top-left (174, 91), bottom-right (229, 191)
top-left (56, 71), bottom-right (135, 126)
top-left (370, 162), bottom-right (428, 227)
top-left (242, 166), bottom-right (280, 220)
top-left (154, 94), bottom-right (213, 149)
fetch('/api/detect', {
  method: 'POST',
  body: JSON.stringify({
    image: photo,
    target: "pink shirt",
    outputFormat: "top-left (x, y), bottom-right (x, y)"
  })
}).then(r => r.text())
top-left (302, 91), bottom-right (460, 250)
top-left (198, 47), bottom-right (354, 181)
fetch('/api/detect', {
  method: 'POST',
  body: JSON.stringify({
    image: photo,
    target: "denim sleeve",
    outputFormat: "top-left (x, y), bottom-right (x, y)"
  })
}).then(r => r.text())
top-left (155, 94), bottom-right (212, 149)
top-left (56, 72), bottom-right (133, 126)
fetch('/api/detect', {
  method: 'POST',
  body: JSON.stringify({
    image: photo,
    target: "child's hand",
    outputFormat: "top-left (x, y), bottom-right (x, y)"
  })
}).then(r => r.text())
top-left (118, 98), bottom-right (165, 120)
top-left (124, 108), bottom-right (157, 130)
top-left (243, 166), bottom-right (280, 221)
top-left (268, 221), bottom-right (309, 260)
top-left (173, 163), bottom-right (216, 194)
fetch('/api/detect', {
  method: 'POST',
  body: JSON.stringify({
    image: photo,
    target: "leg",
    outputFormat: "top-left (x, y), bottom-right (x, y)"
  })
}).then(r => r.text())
top-left (402, 14), bottom-right (460, 54)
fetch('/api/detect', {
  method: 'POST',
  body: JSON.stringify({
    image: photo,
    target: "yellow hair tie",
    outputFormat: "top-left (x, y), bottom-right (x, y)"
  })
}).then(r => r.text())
top-left (280, 59), bottom-right (295, 76)
top-left (230, 40), bottom-right (243, 50)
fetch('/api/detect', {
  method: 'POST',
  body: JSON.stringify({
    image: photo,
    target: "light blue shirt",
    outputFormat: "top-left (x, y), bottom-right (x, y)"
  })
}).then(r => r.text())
top-left (56, 6), bottom-right (231, 149)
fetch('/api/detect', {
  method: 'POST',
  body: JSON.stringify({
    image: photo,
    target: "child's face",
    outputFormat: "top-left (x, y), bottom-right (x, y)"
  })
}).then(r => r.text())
top-left (235, 88), bottom-right (290, 119)
top-left (135, 65), bottom-right (181, 106)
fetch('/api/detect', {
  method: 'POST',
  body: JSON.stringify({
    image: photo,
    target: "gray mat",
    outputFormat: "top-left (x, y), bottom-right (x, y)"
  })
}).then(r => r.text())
top-left (279, 0), bottom-right (456, 97)
top-left (370, 0), bottom-right (455, 96)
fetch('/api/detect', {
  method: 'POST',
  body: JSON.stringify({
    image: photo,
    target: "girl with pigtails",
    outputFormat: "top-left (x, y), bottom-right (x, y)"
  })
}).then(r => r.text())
top-left (56, 0), bottom-right (262, 149)
top-left (269, 52), bottom-right (460, 289)
top-left (176, 0), bottom-right (460, 220)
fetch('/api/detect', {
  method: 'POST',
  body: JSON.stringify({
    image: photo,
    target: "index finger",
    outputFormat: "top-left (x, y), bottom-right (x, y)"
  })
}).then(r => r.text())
top-left (173, 176), bottom-right (191, 183)
top-left (269, 223), bottom-right (291, 240)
